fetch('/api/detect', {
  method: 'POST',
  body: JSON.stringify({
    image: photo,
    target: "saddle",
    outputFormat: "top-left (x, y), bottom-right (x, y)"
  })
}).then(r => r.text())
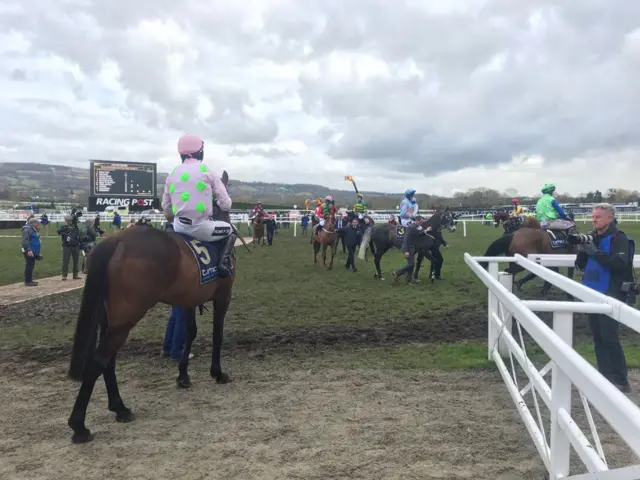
top-left (172, 232), bottom-right (229, 284)
top-left (541, 220), bottom-right (576, 249)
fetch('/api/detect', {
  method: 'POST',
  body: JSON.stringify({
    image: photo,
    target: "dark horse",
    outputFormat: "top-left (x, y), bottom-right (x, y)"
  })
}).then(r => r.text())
top-left (358, 206), bottom-right (458, 280)
top-left (481, 221), bottom-right (578, 295)
top-left (493, 212), bottom-right (540, 235)
top-left (67, 170), bottom-right (245, 444)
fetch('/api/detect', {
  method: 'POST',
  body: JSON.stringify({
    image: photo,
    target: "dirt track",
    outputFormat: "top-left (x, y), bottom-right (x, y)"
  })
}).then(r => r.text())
top-left (0, 358), bottom-right (549, 480)
top-left (1, 286), bottom-right (640, 478)
top-left (1, 357), bottom-right (639, 480)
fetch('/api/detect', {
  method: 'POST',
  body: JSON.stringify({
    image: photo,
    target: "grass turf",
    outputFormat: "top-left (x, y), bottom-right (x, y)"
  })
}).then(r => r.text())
top-left (1, 220), bottom-right (640, 370)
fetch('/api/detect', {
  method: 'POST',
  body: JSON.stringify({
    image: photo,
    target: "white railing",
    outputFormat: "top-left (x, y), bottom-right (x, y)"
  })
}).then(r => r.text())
top-left (3, 210), bottom-right (640, 223)
top-left (465, 252), bottom-right (640, 479)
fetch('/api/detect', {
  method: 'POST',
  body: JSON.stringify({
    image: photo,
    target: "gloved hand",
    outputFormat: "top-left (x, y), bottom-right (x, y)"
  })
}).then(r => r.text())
top-left (579, 243), bottom-right (598, 256)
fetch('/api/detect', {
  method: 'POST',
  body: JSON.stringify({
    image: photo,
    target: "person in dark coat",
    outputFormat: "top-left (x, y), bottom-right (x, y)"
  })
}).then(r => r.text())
top-left (339, 217), bottom-right (362, 271)
top-left (429, 230), bottom-right (448, 280)
top-left (265, 212), bottom-right (277, 246)
top-left (393, 217), bottom-right (428, 285)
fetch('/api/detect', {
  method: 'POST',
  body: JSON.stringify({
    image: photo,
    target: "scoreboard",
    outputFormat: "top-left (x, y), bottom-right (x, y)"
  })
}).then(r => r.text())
top-left (90, 160), bottom-right (157, 197)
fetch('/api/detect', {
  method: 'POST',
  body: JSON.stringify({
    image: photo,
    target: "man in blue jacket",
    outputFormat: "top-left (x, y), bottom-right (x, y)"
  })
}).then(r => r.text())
top-left (21, 217), bottom-right (42, 286)
top-left (573, 203), bottom-right (633, 393)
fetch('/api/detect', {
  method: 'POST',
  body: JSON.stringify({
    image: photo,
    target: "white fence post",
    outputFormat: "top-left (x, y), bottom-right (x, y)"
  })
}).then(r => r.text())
top-left (549, 311), bottom-right (573, 478)
top-left (463, 220), bottom-right (467, 237)
top-left (487, 262), bottom-right (500, 361)
top-left (497, 272), bottom-right (514, 357)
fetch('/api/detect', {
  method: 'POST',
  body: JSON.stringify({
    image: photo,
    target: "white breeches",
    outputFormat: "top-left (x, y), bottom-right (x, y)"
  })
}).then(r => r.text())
top-left (173, 218), bottom-right (232, 242)
top-left (400, 217), bottom-right (412, 227)
top-left (318, 218), bottom-right (326, 226)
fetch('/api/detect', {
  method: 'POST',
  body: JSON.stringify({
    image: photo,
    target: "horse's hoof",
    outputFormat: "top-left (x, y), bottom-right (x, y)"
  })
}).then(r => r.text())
top-left (71, 429), bottom-right (94, 444)
top-left (115, 408), bottom-right (135, 423)
top-left (212, 371), bottom-right (231, 384)
top-left (176, 376), bottom-right (191, 388)
top-left (379, 276), bottom-right (385, 281)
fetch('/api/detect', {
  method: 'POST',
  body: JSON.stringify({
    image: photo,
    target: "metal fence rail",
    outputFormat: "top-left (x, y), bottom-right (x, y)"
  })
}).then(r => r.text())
top-left (465, 252), bottom-right (640, 479)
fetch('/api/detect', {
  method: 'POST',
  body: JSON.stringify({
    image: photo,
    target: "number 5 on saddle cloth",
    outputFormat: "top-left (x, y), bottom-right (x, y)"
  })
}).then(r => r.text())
top-left (174, 233), bottom-right (230, 284)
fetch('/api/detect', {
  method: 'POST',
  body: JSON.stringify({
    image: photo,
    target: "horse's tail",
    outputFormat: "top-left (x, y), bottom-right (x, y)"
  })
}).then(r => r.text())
top-left (68, 236), bottom-right (119, 381)
top-left (358, 227), bottom-right (373, 260)
top-left (479, 234), bottom-right (513, 270)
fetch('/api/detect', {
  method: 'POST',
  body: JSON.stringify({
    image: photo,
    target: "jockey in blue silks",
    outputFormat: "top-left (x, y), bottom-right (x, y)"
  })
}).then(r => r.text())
top-left (399, 188), bottom-right (419, 227)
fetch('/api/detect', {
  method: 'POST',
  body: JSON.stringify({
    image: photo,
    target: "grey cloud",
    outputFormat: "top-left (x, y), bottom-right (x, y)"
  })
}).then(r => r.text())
top-left (9, 69), bottom-right (27, 81)
top-left (208, 114), bottom-right (279, 145)
top-left (2, 0), bottom-right (640, 181)
top-left (229, 146), bottom-right (294, 158)
top-left (293, 1), bottom-right (640, 174)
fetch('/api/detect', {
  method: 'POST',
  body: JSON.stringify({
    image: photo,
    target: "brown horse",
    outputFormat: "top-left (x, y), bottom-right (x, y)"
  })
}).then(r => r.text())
top-left (481, 222), bottom-right (578, 294)
top-left (252, 214), bottom-right (265, 246)
top-left (312, 211), bottom-right (338, 269)
top-left (66, 170), bottom-right (246, 444)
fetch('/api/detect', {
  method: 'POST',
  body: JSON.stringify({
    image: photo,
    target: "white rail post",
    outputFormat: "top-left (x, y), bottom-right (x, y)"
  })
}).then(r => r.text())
top-left (497, 272), bottom-right (514, 357)
top-left (549, 310), bottom-right (573, 478)
top-left (487, 262), bottom-right (500, 360)
top-left (463, 220), bottom-right (467, 237)
top-left (294, 220), bottom-right (297, 237)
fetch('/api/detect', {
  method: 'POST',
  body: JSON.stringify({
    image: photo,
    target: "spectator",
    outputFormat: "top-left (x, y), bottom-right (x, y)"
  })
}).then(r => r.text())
top-left (265, 213), bottom-right (277, 246)
top-left (575, 203), bottom-right (633, 393)
top-left (301, 214), bottom-right (309, 235)
top-left (162, 306), bottom-right (194, 360)
top-left (112, 212), bottom-right (122, 231)
top-left (57, 215), bottom-right (82, 280)
top-left (21, 217), bottom-right (42, 286)
top-left (340, 217), bottom-right (362, 272)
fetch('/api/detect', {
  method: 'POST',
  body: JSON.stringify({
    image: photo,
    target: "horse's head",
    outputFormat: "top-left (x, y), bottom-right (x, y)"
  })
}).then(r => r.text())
top-left (494, 212), bottom-right (508, 227)
top-left (425, 205), bottom-right (457, 233)
top-left (324, 211), bottom-right (337, 231)
top-left (211, 170), bottom-right (231, 223)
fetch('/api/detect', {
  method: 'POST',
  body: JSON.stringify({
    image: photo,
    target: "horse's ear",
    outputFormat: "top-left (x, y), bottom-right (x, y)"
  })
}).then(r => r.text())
top-left (445, 205), bottom-right (449, 212)
top-left (221, 170), bottom-right (229, 185)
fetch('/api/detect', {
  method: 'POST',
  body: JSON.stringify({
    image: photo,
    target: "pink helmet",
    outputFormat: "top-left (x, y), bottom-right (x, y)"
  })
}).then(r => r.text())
top-left (177, 134), bottom-right (204, 156)
top-left (325, 195), bottom-right (332, 201)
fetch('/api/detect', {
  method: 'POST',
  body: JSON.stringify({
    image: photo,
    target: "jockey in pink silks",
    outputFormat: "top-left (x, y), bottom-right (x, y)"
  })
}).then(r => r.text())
top-left (161, 134), bottom-right (236, 276)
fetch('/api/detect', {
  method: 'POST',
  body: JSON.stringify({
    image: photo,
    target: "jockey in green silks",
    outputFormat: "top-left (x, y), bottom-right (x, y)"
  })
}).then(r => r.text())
top-left (353, 193), bottom-right (367, 217)
top-left (535, 183), bottom-right (573, 230)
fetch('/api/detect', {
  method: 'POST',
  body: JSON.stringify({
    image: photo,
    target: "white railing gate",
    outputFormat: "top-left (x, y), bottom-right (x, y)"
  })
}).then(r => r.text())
top-left (466, 253), bottom-right (640, 479)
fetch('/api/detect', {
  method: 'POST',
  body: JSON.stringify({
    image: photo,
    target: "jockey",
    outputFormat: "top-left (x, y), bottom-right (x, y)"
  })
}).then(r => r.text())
top-left (250, 201), bottom-right (264, 220)
top-left (511, 198), bottom-right (523, 216)
top-left (353, 194), bottom-right (367, 218)
top-left (535, 183), bottom-right (572, 230)
top-left (399, 189), bottom-right (418, 227)
top-left (314, 195), bottom-right (337, 232)
top-left (162, 134), bottom-right (235, 276)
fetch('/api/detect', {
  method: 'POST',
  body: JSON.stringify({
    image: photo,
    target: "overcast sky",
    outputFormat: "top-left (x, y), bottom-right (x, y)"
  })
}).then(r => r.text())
top-left (1, 1), bottom-right (639, 196)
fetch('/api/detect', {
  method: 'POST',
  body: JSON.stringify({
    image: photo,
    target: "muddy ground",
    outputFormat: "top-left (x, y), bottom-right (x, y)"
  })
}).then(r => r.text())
top-left (1, 356), bottom-right (639, 480)
top-left (1, 292), bottom-right (640, 479)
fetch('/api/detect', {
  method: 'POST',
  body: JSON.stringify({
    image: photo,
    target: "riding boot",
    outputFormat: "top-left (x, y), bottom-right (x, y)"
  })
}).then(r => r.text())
top-left (217, 234), bottom-right (236, 277)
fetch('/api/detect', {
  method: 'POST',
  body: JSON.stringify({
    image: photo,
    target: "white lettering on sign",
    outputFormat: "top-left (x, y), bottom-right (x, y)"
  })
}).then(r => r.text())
top-left (95, 198), bottom-right (155, 207)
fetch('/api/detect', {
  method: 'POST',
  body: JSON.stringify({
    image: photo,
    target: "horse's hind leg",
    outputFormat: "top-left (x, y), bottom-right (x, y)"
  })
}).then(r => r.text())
top-left (177, 307), bottom-right (197, 388)
top-left (210, 292), bottom-right (232, 384)
top-left (103, 356), bottom-right (134, 423)
top-left (374, 253), bottom-right (384, 280)
top-left (68, 326), bottom-right (131, 444)
top-left (98, 320), bottom-right (134, 423)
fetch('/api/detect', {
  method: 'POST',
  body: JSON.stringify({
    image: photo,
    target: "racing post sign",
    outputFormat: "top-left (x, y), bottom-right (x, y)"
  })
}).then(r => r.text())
top-left (88, 159), bottom-right (159, 211)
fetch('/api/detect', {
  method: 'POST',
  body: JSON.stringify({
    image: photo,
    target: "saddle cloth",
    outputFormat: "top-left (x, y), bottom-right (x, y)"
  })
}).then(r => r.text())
top-left (174, 232), bottom-right (223, 284)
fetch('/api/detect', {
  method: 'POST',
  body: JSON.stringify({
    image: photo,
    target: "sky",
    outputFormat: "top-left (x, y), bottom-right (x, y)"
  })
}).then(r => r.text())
top-left (0, 0), bottom-right (639, 197)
